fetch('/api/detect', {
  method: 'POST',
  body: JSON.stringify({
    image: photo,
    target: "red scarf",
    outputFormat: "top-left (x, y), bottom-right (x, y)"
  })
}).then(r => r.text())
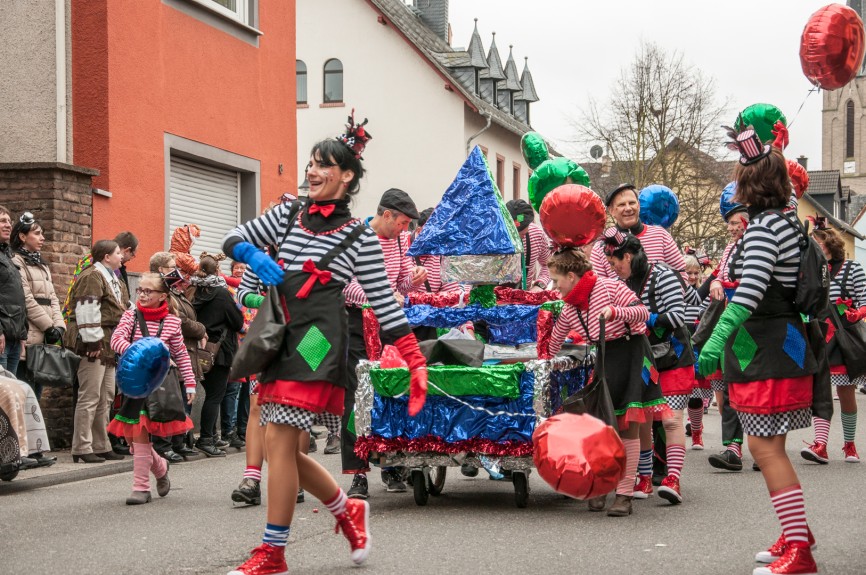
top-left (137, 301), bottom-right (169, 321)
top-left (563, 270), bottom-right (597, 311)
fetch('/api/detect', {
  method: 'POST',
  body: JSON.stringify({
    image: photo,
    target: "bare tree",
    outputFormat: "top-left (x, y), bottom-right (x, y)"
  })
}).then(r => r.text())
top-left (574, 42), bottom-right (733, 259)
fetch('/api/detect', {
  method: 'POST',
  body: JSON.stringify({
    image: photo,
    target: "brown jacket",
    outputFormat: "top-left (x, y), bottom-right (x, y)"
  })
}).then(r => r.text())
top-left (63, 264), bottom-right (130, 366)
top-left (170, 290), bottom-right (206, 382)
top-left (12, 254), bottom-right (65, 353)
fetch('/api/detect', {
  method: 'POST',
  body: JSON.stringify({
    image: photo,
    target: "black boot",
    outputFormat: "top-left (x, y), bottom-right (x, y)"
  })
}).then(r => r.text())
top-left (195, 438), bottom-right (226, 457)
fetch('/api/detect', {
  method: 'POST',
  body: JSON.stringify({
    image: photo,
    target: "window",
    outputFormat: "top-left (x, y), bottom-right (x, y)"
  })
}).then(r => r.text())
top-left (847, 99), bottom-right (855, 159)
top-left (496, 154), bottom-right (505, 196)
top-left (323, 59), bottom-right (343, 103)
top-left (296, 60), bottom-right (307, 105)
top-left (512, 163), bottom-right (521, 200)
top-left (207, 0), bottom-right (250, 25)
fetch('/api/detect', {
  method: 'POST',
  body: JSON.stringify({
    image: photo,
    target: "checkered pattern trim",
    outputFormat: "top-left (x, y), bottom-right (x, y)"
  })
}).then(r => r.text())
top-left (831, 373), bottom-right (866, 387)
top-left (260, 402), bottom-right (317, 432)
top-left (736, 408), bottom-right (811, 437)
top-left (664, 394), bottom-right (691, 410)
top-left (709, 378), bottom-right (726, 392)
top-left (314, 412), bottom-right (342, 435)
top-left (691, 387), bottom-right (714, 400)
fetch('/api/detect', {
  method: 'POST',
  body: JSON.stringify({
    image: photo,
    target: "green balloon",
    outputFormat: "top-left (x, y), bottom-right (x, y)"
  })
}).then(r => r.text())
top-left (521, 132), bottom-right (549, 170)
top-left (734, 103), bottom-right (787, 144)
top-left (527, 157), bottom-right (591, 212)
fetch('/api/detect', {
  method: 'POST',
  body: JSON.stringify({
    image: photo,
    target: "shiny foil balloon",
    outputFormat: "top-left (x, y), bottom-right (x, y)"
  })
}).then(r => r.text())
top-left (539, 184), bottom-right (606, 248)
top-left (734, 103), bottom-right (787, 144)
top-left (521, 132), bottom-right (549, 171)
top-left (800, 4), bottom-right (866, 90)
top-left (532, 412), bottom-right (626, 500)
top-left (787, 159), bottom-right (810, 198)
top-left (639, 184), bottom-right (680, 229)
top-left (528, 158), bottom-right (592, 213)
top-left (116, 337), bottom-right (170, 398)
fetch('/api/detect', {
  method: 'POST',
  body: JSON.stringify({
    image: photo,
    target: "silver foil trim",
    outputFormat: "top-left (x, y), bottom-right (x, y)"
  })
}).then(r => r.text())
top-left (354, 360), bottom-right (379, 438)
top-left (441, 254), bottom-right (523, 285)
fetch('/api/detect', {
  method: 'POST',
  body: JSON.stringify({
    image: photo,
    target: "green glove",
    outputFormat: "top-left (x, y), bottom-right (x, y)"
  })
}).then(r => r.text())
top-left (243, 293), bottom-right (265, 309)
top-left (698, 302), bottom-right (751, 377)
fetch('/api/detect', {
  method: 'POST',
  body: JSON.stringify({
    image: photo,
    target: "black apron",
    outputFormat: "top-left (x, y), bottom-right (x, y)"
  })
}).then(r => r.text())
top-left (261, 224), bottom-right (367, 389)
top-left (644, 264), bottom-right (695, 372)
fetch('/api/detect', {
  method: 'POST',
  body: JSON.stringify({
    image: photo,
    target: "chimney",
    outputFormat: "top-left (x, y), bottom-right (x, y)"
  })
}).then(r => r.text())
top-left (797, 155), bottom-right (808, 170)
top-left (413, 0), bottom-right (449, 43)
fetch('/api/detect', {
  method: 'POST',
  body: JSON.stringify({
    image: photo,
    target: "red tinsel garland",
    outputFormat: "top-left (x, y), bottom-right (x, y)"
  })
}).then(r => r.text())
top-left (354, 435), bottom-right (534, 460)
top-left (536, 308), bottom-right (554, 359)
top-left (407, 291), bottom-right (462, 308)
top-left (494, 286), bottom-right (560, 305)
top-left (362, 307), bottom-right (382, 361)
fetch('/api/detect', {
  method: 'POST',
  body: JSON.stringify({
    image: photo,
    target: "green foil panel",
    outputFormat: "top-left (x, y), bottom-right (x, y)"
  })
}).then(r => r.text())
top-left (371, 363), bottom-right (525, 399)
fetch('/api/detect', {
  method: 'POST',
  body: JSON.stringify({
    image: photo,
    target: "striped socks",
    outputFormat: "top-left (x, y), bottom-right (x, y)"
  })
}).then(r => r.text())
top-left (813, 417), bottom-right (830, 445)
top-left (770, 485), bottom-right (809, 545)
top-left (666, 444), bottom-right (686, 479)
top-left (725, 442), bottom-right (742, 458)
top-left (842, 411), bottom-right (857, 443)
top-left (324, 488), bottom-right (348, 518)
top-left (243, 465), bottom-right (262, 482)
top-left (616, 439), bottom-right (641, 496)
top-left (637, 449), bottom-right (653, 477)
top-left (263, 523), bottom-right (290, 547)
top-left (687, 406), bottom-right (704, 434)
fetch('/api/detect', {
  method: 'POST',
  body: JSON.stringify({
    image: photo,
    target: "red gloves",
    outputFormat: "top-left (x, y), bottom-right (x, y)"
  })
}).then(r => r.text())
top-left (393, 333), bottom-right (428, 416)
top-left (844, 306), bottom-right (866, 324)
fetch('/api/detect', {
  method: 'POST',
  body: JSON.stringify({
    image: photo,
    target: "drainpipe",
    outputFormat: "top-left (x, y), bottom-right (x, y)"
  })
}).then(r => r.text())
top-left (55, 0), bottom-right (67, 163)
top-left (466, 110), bottom-right (492, 156)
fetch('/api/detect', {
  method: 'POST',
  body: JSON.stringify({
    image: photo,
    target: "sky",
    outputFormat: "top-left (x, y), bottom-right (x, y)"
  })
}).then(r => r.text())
top-left (448, 0), bottom-right (842, 170)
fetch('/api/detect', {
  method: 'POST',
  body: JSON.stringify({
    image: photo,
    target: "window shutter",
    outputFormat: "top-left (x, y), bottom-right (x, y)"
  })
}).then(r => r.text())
top-left (169, 157), bottom-right (240, 271)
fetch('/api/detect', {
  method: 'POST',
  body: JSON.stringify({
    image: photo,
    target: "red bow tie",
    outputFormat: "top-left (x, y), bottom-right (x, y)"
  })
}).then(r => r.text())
top-left (309, 203), bottom-right (335, 218)
top-left (295, 259), bottom-right (332, 299)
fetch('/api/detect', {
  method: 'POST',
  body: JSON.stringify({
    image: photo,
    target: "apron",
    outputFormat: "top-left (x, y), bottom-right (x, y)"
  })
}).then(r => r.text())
top-left (261, 224), bottom-right (367, 389)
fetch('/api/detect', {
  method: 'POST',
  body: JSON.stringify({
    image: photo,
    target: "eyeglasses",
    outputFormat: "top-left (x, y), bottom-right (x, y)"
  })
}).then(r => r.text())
top-left (20, 212), bottom-right (35, 225)
top-left (135, 288), bottom-right (165, 297)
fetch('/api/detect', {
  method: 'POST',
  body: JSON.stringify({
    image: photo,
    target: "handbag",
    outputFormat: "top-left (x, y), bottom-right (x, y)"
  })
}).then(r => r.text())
top-left (197, 327), bottom-right (227, 375)
top-left (828, 311), bottom-right (866, 380)
top-left (562, 315), bottom-right (618, 428)
top-left (650, 341), bottom-right (678, 371)
top-left (25, 343), bottom-right (81, 388)
top-left (229, 285), bottom-right (287, 380)
top-left (691, 298), bottom-right (725, 348)
top-left (145, 367), bottom-right (186, 423)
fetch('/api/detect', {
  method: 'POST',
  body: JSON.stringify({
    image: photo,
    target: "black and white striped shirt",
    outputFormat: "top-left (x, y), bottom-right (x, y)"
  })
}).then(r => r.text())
top-left (728, 211), bottom-right (801, 313)
top-left (641, 264), bottom-right (686, 330)
top-left (224, 203), bottom-right (409, 335)
top-left (830, 259), bottom-right (866, 307)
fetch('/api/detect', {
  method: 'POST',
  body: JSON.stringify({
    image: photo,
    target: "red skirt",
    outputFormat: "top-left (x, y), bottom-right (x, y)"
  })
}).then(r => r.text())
top-left (693, 375), bottom-right (712, 390)
top-left (107, 414), bottom-right (193, 438)
top-left (257, 379), bottom-right (345, 416)
top-left (728, 375), bottom-right (813, 415)
top-left (659, 365), bottom-right (695, 397)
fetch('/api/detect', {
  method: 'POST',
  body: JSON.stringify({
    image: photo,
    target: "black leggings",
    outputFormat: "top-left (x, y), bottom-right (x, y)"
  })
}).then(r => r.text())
top-left (199, 365), bottom-right (230, 440)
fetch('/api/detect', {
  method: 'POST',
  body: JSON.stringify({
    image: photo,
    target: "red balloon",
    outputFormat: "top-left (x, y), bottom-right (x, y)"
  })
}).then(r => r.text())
top-left (539, 184), bottom-right (606, 248)
top-left (787, 159), bottom-right (810, 198)
top-left (800, 4), bottom-right (866, 90)
top-left (532, 412), bottom-right (626, 500)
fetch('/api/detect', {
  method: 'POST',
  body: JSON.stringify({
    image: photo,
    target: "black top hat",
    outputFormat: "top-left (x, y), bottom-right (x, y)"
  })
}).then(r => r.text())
top-left (734, 128), bottom-right (771, 166)
top-left (380, 188), bottom-right (420, 219)
top-left (604, 183), bottom-right (637, 207)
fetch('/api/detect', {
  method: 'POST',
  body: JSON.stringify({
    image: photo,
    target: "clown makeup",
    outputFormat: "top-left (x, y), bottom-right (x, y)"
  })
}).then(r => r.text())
top-left (307, 153), bottom-right (353, 201)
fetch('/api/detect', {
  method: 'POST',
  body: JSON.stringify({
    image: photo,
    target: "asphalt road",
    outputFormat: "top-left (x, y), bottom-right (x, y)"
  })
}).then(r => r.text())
top-left (3, 398), bottom-right (866, 575)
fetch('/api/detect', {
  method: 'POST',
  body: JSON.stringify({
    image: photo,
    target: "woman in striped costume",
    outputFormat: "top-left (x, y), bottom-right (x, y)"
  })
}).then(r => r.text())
top-left (698, 133), bottom-right (818, 575)
top-left (603, 230), bottom-right (693, 505)
top-left (801, 225), bottom-right (866, 464)
top-left (223, 127), bottom-right (428, 575)
top-left (548, 248), bottom-right (668, 517)
top-left (683, 252), bottom-right (713, 449)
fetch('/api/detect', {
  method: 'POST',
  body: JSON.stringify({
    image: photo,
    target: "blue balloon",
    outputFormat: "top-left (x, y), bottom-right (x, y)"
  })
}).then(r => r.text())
top-left (719, 181), bottom-right (745, 221)
top-left (116, 337), bottom-right (170, 398)
top-left (639, 184), bottom-right (679, 229)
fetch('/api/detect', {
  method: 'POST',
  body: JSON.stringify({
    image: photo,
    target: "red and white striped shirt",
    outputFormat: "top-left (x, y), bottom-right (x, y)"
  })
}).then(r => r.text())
top-left (110, 309), bottom-right (197, 393)
top-left (344, 230), bottom-right (414, 306)
top-left (591, 224), bottom-right (686, 281)
top-left (714, 240), bottom-right (738, 283)
top-left (549, 277), bottom-right (649, 354)
top-left (523, 223), bottom-right (551, 288)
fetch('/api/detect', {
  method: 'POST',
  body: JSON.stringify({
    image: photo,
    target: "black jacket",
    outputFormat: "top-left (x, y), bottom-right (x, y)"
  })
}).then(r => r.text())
top-left (0, 244), bottom-right (28, 341)
top-left (191, 285), bottom-right (244, 367)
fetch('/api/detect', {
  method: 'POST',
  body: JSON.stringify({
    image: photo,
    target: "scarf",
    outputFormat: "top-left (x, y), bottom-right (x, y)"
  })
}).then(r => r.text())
top-left (618, 222), bottom-right (645, 236)
top-left (301, 198), bottom-right (353, 233)
top-left (16, 247), bottom-right (44, 267)
top-left (137, 301), bottom-right (169, 321)
top-left (563, 270), bottom-right (597, 311)
top-left (190, 275), bottom-right (227, 289)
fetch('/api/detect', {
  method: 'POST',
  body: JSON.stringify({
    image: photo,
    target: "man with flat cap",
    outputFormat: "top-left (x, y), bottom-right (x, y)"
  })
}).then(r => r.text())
top-left (341, 188), bottom-right (427, 499)
top-left (506, 199), bottom-right (551, 291)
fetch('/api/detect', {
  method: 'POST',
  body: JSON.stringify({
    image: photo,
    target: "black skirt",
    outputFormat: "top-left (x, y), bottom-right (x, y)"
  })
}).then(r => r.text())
top-left (604, 334), bottom-right (668, 427)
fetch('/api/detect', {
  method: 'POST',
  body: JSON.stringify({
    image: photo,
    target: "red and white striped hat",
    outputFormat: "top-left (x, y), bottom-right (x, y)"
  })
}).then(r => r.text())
top-left (735, 128), bottom-right (771, 165)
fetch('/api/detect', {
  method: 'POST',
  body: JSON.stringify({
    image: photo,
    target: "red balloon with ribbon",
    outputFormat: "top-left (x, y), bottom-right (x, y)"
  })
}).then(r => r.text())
top-left (800, 4), bottom-right (866, 90)
top-left (539, 184), bottom-right (606, 248)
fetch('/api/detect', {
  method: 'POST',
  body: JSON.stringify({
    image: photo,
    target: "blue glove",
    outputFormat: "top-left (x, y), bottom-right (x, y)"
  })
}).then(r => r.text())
top-left (232, 242), bottom-right (284, 287)
top-left (646, 313), bottom-right (658, 328)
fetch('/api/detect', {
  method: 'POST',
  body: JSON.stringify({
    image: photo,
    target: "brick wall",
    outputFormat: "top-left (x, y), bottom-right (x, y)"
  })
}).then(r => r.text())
top-left (0, 162), bottom-right (97, 447)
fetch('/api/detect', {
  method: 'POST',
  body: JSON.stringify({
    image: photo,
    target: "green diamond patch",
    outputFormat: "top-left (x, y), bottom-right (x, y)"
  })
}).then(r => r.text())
top-left (297, 326), bottom-right (331, 371)
top-left (653, 327), bottom-right (666, 339)
top-left (732, 327), bottom-right (757, 372)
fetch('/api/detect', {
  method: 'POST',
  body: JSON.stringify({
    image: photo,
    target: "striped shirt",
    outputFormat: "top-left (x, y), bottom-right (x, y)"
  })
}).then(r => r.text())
top-left (223, 203), bottom-right (409, 334)
top-left (523, 223), bottom-right (552, 288)
top-left (549, 277), bottom-right (649, 354)
top-left (344, 230), bottom-right (414, 307)
top-left (715, 240), bottom-right (739, 283)
top-left (641, 265), bottom-right (686, 331)
top-left (591, 224), bottom-right (687, 281)
top-left (410, 254), bottom-right (463, 295)
top-left (110, 310), bottom-right (197, 392)
top-left (683, 298), bottom-right (708, 326)
top-left (728, 211), bottom-right (802, 313)
top-left (830, 260), bottom-right (866, 307)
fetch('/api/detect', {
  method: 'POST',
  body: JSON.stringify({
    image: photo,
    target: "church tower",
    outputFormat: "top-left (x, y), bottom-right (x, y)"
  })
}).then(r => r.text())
top-left (821, 0), bottom-right (866, 195)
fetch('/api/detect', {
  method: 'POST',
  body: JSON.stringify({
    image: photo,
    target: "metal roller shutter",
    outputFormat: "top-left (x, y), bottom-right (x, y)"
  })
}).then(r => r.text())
top-left (169, 157), bottom-right (239, 271)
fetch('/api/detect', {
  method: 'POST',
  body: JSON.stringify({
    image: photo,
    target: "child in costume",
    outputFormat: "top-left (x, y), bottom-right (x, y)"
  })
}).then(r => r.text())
top-left (548, 247), bottom-right (668, 517)
top-left (108, 273), bottom-right (196, 505)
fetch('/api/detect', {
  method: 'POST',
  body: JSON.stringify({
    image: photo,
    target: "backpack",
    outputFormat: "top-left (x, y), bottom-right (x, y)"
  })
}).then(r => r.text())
top-left (767, 210), bottom-right (830, 316)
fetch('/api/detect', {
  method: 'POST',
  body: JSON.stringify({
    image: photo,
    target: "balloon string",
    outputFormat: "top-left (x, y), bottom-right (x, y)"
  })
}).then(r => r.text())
top-left (393, 380), bottom-right (536, 418)
top-left (787, 87), bottom-right (820, 129)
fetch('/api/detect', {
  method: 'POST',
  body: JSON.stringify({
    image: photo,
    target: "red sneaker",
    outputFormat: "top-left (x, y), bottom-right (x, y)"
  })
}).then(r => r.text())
top-left (843, 441), bottom-right (860, 463)
top-left (752, 542), bottom-right (817, 574)
top-left (657, 475), bottom-right (683, 505)
top-left (691, 428), bottom-right (704, 450)
top-left (334, 498), bottom-right (371, 565)
top-left (633, 474), bottom-right (652, 499)
top-left (800, 441), bottom-right (829, 464)
top-left (227, 544), bottom-right (288, 575)
top-left (755, 531), bottom-right (817, 563)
